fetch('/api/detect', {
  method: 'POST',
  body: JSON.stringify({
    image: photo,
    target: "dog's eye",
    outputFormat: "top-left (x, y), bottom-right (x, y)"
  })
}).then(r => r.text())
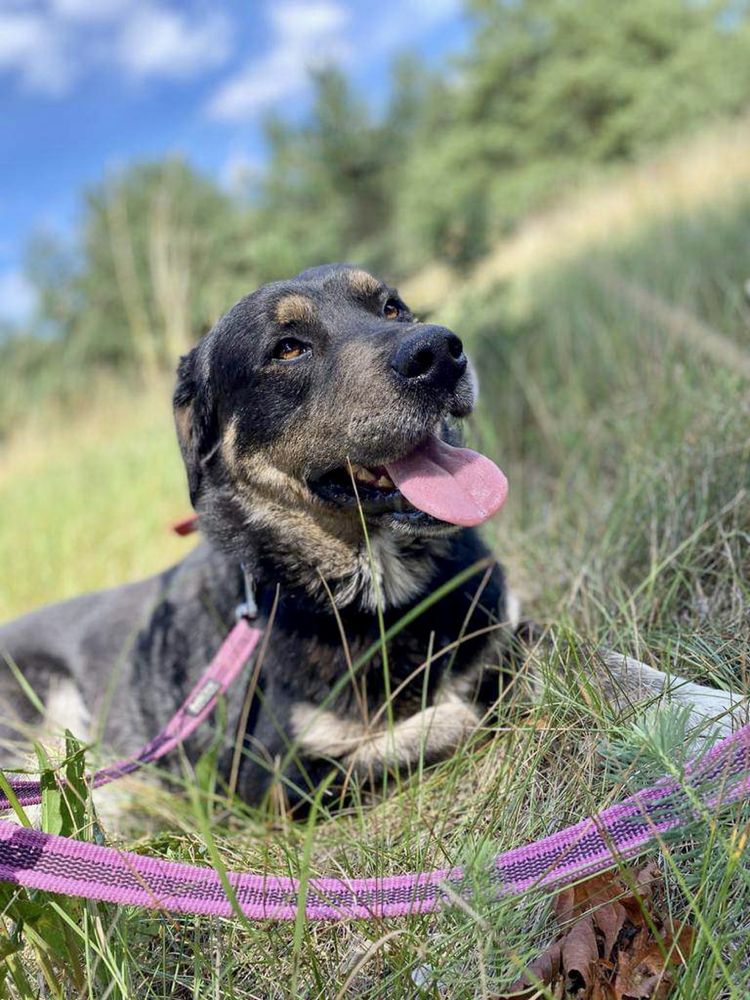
top-left (273, 338), bottom-right (310, 362)
top-left (383, 299), bottom-right (401, 320)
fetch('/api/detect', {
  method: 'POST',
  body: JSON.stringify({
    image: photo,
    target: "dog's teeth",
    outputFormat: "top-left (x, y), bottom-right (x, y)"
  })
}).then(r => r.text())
top-left (348, 464), bottom-right (394, 488)
top-left (353, 466), bottom-right (377, 484)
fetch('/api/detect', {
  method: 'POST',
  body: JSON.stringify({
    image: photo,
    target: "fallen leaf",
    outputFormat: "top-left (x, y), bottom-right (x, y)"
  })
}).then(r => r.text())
top-left (495, 863), bottom-right (694, 1000)
top-left (561, 916), bottom-right (598, 992)
top-left (500, 941), bottom-right (563, 998)
top-left (596, 901), bottom-right (627, 959)
top-left (614, 932), bottom-right (674, 999)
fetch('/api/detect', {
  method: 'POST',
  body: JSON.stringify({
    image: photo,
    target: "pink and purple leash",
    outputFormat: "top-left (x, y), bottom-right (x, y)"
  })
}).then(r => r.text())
top-left (0, 614), bottom-right (748, 920)
top-left (0, 618), bottom-right (262, 810)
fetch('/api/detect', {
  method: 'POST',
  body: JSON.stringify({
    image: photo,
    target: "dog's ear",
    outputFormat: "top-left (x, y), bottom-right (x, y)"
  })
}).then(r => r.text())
top-left (173, 346), bottom-right (218, 506)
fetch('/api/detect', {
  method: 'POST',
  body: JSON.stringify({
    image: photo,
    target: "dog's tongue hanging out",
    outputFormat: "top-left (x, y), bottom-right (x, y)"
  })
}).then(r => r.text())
top-left (385, 434), bottom-right (508, 527)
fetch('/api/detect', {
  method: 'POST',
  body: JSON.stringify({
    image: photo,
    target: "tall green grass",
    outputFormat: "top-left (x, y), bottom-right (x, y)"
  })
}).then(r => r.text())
top-left (0, 381), bottom-right (191, 620)
top-left (457, 190), bottom-right (750, 644)
top-left (0, 190), bottom-right (749, 997)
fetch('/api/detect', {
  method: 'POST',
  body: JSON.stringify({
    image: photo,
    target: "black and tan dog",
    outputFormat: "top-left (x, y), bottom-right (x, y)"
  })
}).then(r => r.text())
top-left (0, 264), bottom-right (741, 811)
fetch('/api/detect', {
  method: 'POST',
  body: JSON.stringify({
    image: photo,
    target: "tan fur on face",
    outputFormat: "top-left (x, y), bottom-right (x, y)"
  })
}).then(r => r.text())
top-left (221, 417), bottom-right (241, 475)
top-left (347, 269), bottom-right (381, 298)
top-left (226, 443), bottom-right (366, 601)
top-left (275, 294), bottom-right (317, 326)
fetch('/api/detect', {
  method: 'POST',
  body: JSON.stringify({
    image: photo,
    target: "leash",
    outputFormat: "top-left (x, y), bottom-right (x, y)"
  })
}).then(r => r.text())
top-left (0, 719), bottom-right (747, 919)
top-left (0, 565), bottom-right (262, 811)
top-left (1, 535), bottom-right (748, 918)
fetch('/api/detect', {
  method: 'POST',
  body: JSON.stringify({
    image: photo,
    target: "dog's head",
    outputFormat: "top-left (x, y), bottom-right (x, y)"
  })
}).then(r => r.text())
top-left (174, 264), bottom-right (507, 606)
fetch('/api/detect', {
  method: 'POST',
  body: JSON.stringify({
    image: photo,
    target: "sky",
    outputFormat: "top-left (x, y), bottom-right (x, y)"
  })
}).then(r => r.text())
top-left (0, 0), bottom-right (469, 326)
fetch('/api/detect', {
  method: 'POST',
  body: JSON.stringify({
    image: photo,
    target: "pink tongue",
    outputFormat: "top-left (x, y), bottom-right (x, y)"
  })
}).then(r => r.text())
top-left (385, 435), bottom-right (508, 527)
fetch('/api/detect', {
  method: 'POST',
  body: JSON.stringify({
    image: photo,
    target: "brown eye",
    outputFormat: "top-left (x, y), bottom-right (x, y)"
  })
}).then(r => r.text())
top-left (273, 337), bottom-right (310, 362)
top-left (383, 299), bottom-right (401, 320)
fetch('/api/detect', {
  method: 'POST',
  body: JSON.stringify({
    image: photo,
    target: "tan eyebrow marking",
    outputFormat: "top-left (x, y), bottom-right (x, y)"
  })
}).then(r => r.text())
top-left (347, 269), bottom-right (381, 297)
top-left (275, 294), bottom-right (317, 325)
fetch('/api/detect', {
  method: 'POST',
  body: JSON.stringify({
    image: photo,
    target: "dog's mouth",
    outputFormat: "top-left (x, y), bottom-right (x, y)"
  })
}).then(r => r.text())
top-left (308, 432), bottom-right (508, 527)
top-left (309, 463), bottom-right (405, 517)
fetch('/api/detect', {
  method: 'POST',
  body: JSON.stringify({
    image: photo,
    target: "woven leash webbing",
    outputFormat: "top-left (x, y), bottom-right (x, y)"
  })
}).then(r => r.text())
top-left (0, 619), bottom-right (262, 811)
top-left (0, 719), bottom-right (747, 920)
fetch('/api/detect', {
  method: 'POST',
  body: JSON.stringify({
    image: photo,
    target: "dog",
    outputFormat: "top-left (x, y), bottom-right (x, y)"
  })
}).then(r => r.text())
top-left (0, 264), bottom-right (743, 813)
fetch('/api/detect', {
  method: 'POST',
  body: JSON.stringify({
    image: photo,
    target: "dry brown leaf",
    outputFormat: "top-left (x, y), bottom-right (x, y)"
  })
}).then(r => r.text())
top-left (667, 925), bottom-right (696, 963)
top-left (614, 929), bottom-right (673, 999)
top-left (495, 863), bottom-right (695, 1000)
top-left (555, 874), bottom-right (625, 923)
top-left (561, 916), bottom-right (598, 992)
top-left (499, 941), bottom-right (563, 999)
top-left (596, 901), bottom-right (627, 959)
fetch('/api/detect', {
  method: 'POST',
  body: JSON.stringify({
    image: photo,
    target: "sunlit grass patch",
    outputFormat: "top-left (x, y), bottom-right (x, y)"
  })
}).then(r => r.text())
top-left (0, 179), bottom-right (749, 996)
top-left (0, 377), bottom-right (194, 620)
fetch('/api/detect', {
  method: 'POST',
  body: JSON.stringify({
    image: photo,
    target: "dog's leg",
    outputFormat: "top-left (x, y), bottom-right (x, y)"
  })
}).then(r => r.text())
top-left (291, 697), bottom-right (480, 781)
top-left (597, 649), bottom-right (747, 735)
top-left (343, 698), bottom-right (481, 778)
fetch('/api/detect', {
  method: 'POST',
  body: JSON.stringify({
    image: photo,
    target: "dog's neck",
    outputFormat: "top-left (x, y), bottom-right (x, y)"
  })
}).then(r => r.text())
top-left (249, 527), bottom-right (452, 612)
top-left (198, 476), bottom-right (462, 612)
top-left (198, 481), bottom-right (459, 611)
top-left (326, 530), bottom-right (453, 611)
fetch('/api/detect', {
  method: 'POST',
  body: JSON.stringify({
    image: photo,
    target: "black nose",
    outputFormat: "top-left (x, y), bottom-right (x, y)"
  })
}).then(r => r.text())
top-left (391, 326), bottom-right (467, 389)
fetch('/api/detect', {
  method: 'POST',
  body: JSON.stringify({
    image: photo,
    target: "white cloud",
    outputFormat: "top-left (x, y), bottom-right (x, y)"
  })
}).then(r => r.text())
top-left (206, 0), bottom-right (464, 124)
top-left (117, 5), bottom-right (231, 80)
top-left (271, 0), bottom-right (348, 42)
top-left (368, 0), bottom-right (462, 60)
top-left (0, 10), bottom-right (72, 94)
top-left (206, 0), bottom-right (351, 122)
top-left (49, 0), bottom-right (133, 22)
top-left (407, 0), bottom-right (460, 25)
top-left (0, 2), bottom-right (233, 96)
top-left (2, 0), bottom-right (462, 107)
top-left (0, 268), bottom-right (36, 325)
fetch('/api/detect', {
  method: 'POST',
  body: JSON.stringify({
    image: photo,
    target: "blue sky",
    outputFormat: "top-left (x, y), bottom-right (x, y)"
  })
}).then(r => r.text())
top-left (0, 0), bottom-right (469, 325)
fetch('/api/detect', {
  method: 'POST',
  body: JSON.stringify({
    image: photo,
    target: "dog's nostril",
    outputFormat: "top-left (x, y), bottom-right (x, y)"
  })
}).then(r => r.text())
top-left (411, 348), bottom-right (435, 378)
top-left (447, 334), bottom-right (464, 360)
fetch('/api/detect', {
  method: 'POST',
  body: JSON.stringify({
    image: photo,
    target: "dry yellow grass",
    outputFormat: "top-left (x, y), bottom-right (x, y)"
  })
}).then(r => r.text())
top-left (403, 115), bottom-right (750, 311)
top-left (0, 375), bottom-right (169, 486)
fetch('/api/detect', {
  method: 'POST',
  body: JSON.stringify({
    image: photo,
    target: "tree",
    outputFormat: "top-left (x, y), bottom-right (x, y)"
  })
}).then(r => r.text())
top-left (252, 68), bottom-right (397, 279)
top-left (28, 159), bottom-right (253, 379)
top-left (17, 0), bottom-right (750, 403)
top-left (396, 0), bottom-right (750, 264)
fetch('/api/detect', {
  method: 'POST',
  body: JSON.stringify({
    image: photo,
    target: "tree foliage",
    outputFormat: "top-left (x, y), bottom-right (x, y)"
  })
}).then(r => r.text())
top-left (8, 0), bottom-right (750, 407)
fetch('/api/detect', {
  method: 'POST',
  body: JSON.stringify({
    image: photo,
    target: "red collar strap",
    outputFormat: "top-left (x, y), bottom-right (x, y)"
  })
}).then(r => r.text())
top-left (172, 514), bottom-right (199, 536)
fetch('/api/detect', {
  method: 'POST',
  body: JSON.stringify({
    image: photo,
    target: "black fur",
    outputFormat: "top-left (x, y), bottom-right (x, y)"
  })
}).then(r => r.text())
top-left (0, 264), bottom-right (512, 812)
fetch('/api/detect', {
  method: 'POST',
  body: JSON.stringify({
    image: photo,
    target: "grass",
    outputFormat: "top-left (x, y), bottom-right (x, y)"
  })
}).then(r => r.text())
top-left (402, 112), bottom-right (750, 312)
top-left (1, 148), bottom-right (750, 996)
top-left (0, 380), bottom-right (191, 621)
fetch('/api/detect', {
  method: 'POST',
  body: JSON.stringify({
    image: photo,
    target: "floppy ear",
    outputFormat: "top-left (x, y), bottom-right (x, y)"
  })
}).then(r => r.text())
top-left (173, 347), bottom-right (218, 506)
